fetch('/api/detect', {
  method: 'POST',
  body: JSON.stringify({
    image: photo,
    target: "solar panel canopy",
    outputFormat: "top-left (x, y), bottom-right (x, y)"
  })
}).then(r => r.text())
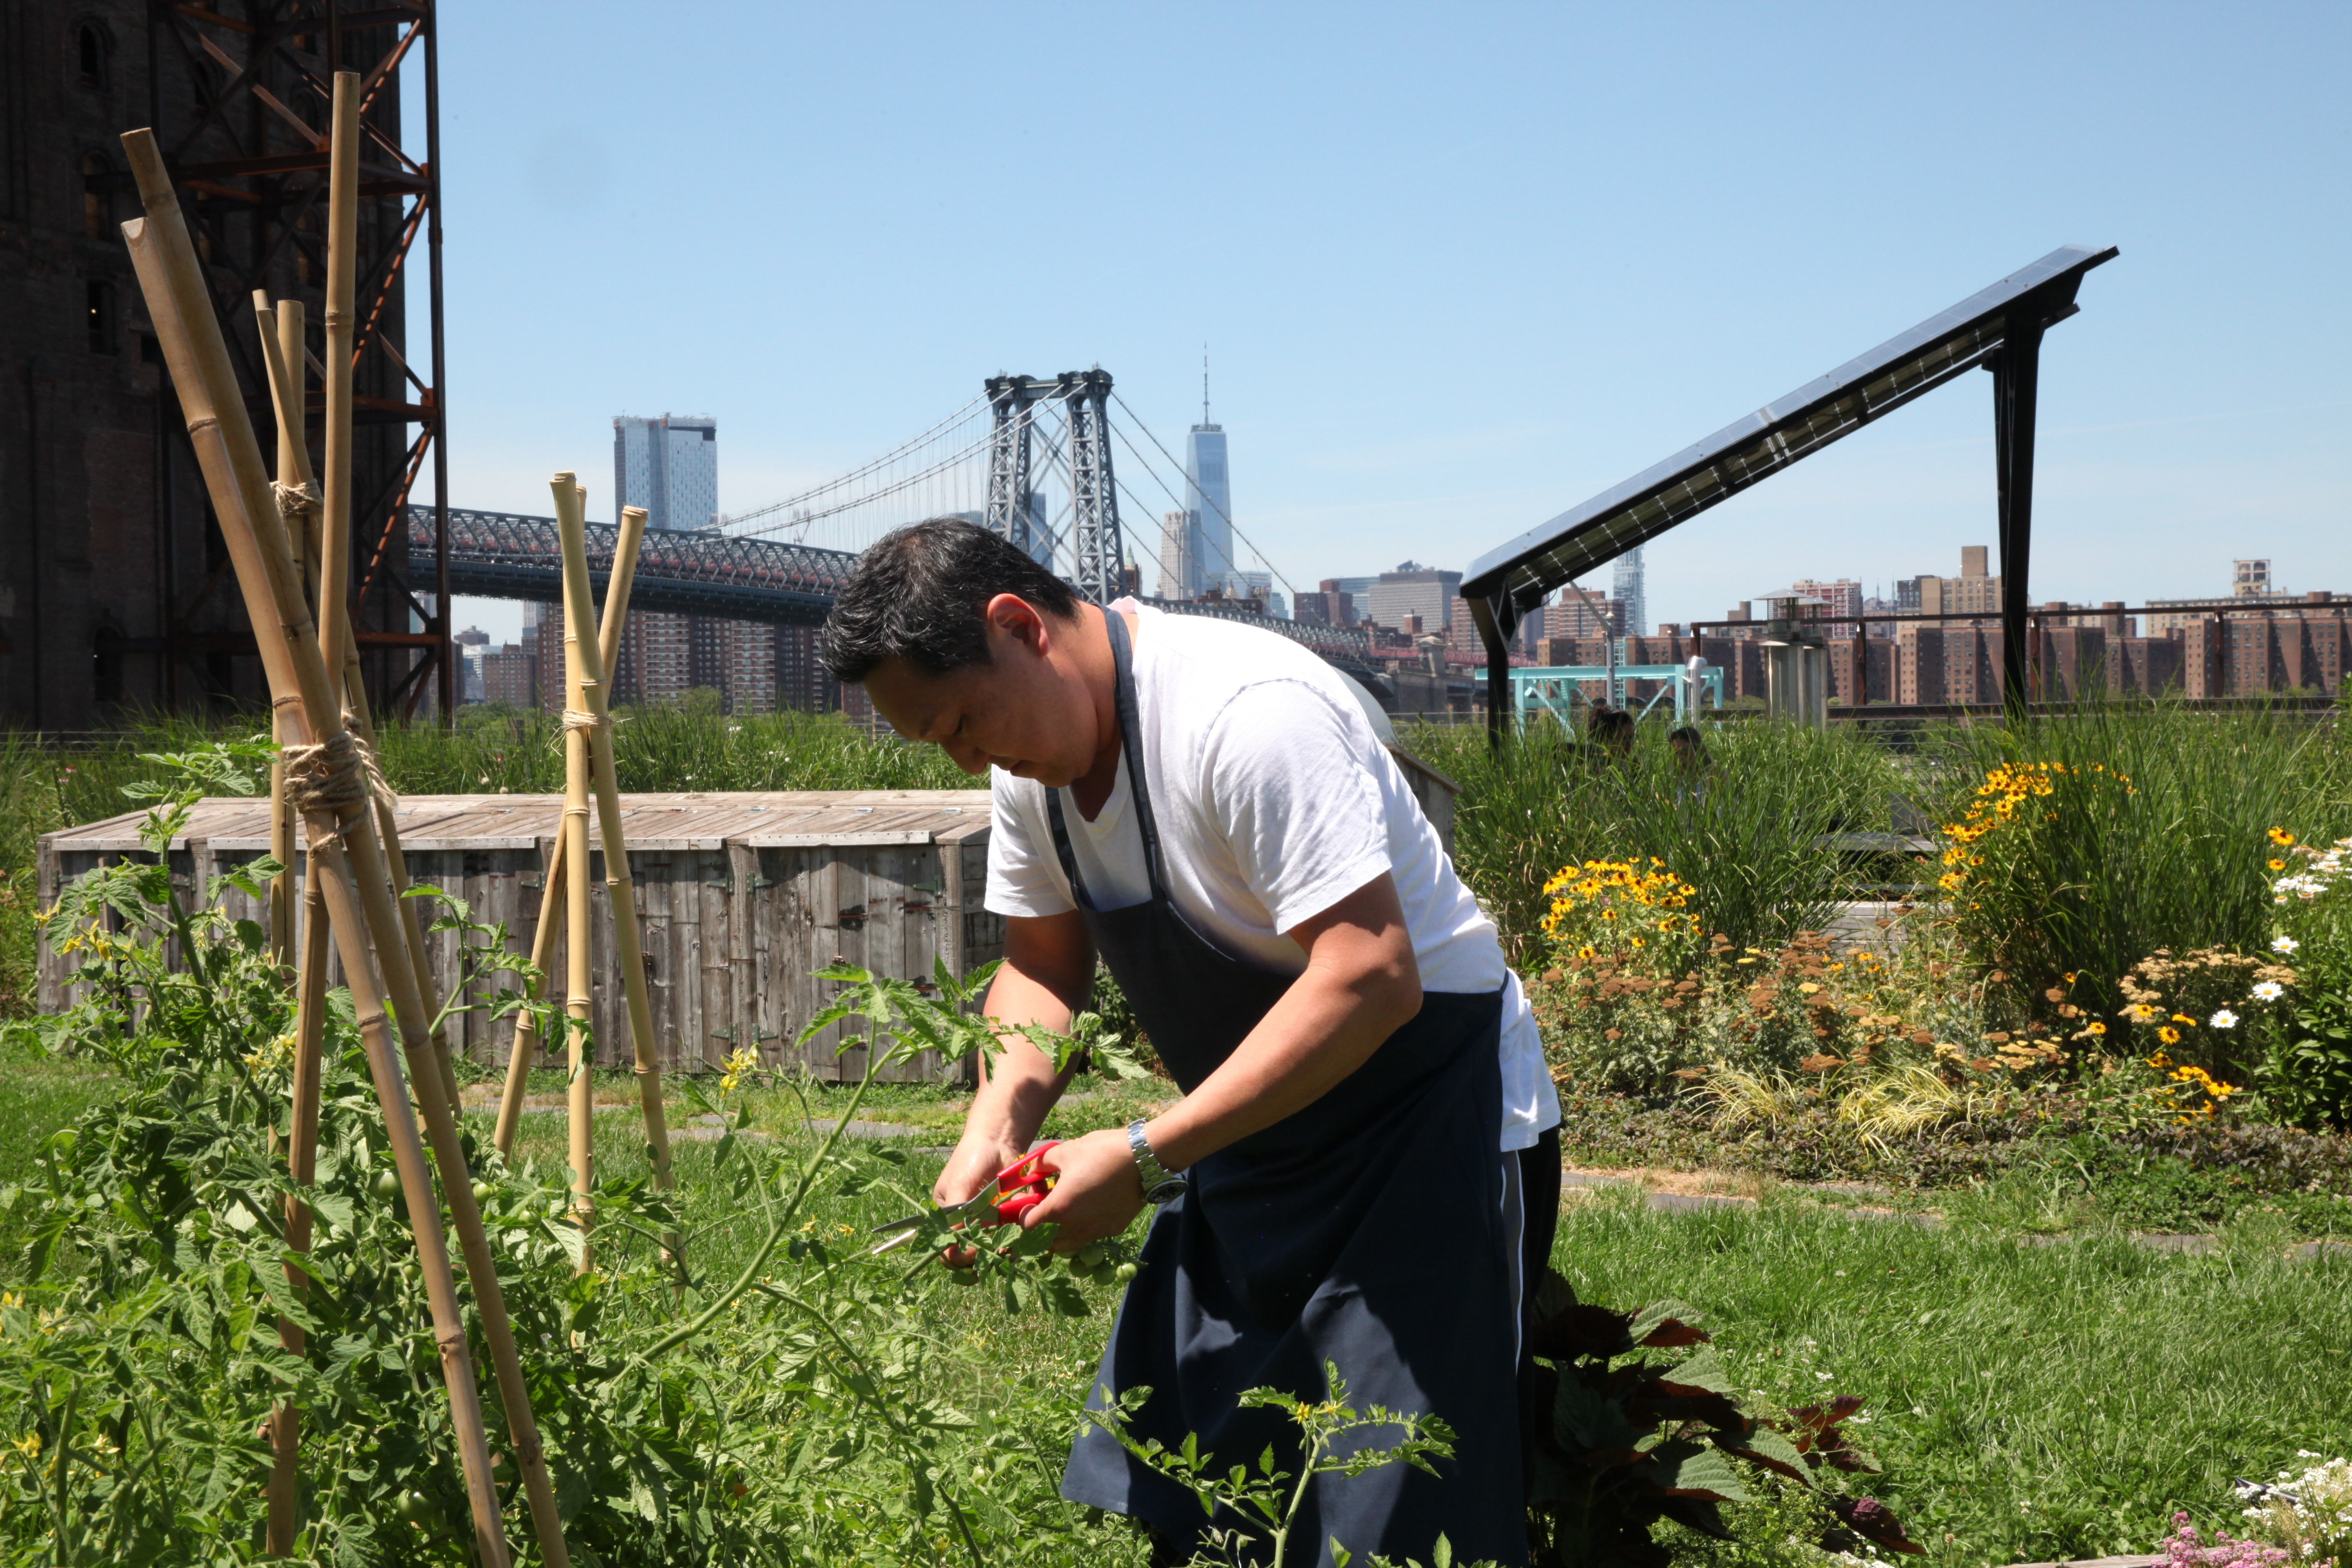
top-left (1462, 243), bottom-right (2117, 635)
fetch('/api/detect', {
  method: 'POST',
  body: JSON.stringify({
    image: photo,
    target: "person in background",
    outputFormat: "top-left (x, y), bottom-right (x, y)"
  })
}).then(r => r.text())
top-left (1588, 706), bottom-right (1635, 761)
top-left (1667, 726), bottom-right (1711, 772)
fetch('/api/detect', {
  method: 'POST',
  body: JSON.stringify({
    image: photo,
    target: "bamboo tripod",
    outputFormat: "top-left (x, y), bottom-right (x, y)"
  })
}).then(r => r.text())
top-left (524, 479), bottom-right (676, 1273)
top-left (490, 506), bottom-right (645, 1159)
top-left (484, 487), bottom-right (673, 1273)
top-left (119, 84), bottom-right (568, 1568)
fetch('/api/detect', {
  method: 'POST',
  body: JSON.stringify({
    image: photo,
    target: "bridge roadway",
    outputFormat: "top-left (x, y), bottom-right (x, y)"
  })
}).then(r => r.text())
top-left (413, 506), bottom-right (1379, 679)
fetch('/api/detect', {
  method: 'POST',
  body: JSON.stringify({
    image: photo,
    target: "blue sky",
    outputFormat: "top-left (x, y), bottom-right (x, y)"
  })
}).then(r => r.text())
top-left (428, 2), bottom-right (2349, 645)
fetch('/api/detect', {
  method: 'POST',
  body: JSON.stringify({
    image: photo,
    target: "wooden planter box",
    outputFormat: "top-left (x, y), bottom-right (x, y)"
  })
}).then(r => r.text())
top-left (37, 791), bottom-right (1001, 1082)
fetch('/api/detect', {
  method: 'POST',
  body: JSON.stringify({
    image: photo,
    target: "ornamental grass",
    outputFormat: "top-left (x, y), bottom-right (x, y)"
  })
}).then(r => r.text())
top-left (1921, 695), bottom-right (2351, 1027)
top-left (1408, 716), bottom-right (1904, 964)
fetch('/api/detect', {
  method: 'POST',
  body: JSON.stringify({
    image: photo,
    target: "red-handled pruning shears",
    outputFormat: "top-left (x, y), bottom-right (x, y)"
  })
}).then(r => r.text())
top-left (869, 1142), bottom-right (1060, 1255)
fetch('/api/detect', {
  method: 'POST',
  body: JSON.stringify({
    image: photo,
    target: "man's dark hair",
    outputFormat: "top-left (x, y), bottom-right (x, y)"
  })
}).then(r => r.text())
top-left (817, 518), bottom-right (1081, 682)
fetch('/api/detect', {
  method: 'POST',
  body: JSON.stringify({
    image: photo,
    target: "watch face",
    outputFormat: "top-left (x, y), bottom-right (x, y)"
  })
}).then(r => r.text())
top-left (1145, 1177), bottom-right (1187, 1204)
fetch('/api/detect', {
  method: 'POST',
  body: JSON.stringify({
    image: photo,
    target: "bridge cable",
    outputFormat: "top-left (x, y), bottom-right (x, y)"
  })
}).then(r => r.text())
top-left (716, 394), bottom-right (988, 532)
top-left (1105, 403), bottom-right (1299, 598)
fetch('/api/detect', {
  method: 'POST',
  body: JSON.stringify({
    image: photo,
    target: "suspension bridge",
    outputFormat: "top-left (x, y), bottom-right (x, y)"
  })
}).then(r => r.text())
top-left (421, 370), bottom-right (1379, 677)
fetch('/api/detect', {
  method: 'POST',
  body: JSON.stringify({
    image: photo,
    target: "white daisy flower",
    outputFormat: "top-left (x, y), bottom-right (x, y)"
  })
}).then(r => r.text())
top-left (2272, 935), bottom-right (2300, 954)
top-left (2251, 980), bottom-right (2285, 1003)
top-left (2210, 1009), bottom-right (2239, 1030)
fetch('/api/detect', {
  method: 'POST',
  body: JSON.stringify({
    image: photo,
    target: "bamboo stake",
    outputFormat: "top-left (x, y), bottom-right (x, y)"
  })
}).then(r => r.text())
top-left (493, 837), bottom-right (565, 1159)
top-left (265, 302), bottom-right (307, 975)
top-left (557, 477), bottom-right (596, 1268)
top-left (555, 494), bottom-right (676, 1242)
top-left (259, 290), bottom-right (322, 1558)
top-left (493, 510), bottom-right (646, 1159)
top-left (304, 75), bottom-right (465, 1118)
top-left (123, 131), bottom-right (570, 1568)
top-left (268, 860), bottom-right (330, 1553)
top-left (245, 285), bottom-right (574, 1568)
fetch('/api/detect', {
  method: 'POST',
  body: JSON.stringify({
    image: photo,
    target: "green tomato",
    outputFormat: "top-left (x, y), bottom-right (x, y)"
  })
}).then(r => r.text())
top-left (1113, 1263), bottom-right (1139, 1284)
top-left (470, 1180), bottom-right (494, 1206)
top-left (371, 1170), bottom-right (403, 1202)
top-left (396, 1489), bottom-right (439, 1529)
top-left (1075, 1242), bottom-right (1107, 1269)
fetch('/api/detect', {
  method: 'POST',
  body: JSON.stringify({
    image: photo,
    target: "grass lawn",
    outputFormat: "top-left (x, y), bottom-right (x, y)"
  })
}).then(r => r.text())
top-left (1556, 1187), bottom-right (2352, 1568)
top-left (8, 1047), bottom-right (2347, 1568)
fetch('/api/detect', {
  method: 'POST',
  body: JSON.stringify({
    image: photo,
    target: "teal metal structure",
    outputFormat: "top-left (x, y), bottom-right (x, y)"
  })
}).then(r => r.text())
top-left (1474, 664), bottom-right (1726, 729)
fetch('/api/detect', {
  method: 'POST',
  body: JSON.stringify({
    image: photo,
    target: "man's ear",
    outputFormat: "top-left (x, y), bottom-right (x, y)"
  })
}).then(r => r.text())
top-left (983, 593), bottom-right (1052, 656)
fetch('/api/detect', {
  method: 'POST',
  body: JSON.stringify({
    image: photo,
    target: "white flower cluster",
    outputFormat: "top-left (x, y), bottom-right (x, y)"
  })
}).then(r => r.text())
top-left (2273, 836), bottom-right (2351, 905)
top-left (2244, 1451), bottom-right (2352, 1566)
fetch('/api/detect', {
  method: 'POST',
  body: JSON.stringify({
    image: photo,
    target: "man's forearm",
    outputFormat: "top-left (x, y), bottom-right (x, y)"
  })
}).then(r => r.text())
top-left (965, 958), bottom-right (1084, 1150)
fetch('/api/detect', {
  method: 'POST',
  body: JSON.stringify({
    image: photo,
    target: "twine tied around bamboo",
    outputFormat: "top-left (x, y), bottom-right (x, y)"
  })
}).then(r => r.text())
top-left (280, 730), bottom-right (369, 834)
top-left (343, 712), bottom-right (400, 817)
top-left (281, 718), bottom-right (397, 837)
top-left (271, 479), bottom-right (320, 520)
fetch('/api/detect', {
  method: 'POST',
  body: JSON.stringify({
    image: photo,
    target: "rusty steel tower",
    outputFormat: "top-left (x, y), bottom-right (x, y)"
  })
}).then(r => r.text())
top-left (0, 0), bottom-right (450, 725)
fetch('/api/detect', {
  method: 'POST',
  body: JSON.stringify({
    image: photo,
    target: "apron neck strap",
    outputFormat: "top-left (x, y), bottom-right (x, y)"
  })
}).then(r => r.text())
top-left (1045, 604), bottom-right (1172, 906)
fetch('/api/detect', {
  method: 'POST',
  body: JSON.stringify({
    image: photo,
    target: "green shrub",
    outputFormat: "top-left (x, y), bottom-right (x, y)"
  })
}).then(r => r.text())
top-left (2265, 833), bottom-right (2352, 1129)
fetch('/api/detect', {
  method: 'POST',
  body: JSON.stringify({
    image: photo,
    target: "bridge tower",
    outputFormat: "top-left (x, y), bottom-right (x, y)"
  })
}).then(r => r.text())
top-left (981, 370), bottom-right (1127, 605)
top-left (982, 375), bottom-right (1042, 560)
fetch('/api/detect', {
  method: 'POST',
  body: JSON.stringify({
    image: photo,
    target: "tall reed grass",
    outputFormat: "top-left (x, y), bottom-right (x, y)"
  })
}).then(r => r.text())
top-left (1918, 695), bottom-right (2352, 1018)
top-left (1406, 717), bottom-right (1908, 959)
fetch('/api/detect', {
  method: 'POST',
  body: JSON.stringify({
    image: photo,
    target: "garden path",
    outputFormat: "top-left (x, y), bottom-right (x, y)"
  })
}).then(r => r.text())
top-left (1560, 1167), bottom-right (2352, 1260)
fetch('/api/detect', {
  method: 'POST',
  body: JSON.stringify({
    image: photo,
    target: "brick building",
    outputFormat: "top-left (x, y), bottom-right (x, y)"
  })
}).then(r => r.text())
top-left (1292, 583), bottom-right (1355, 628)
top-left (1897, 625), bottom-right (2003, 706)
top-left (480, 645), bottom-right (534, 708)
top-left (1826, 636), bottom-right (1898, 705)
top-left (2106, 637), bottom-right (2183, 696)
top-left (1917, 546), bottom-right (2004, 619)
top-left (1543, 593), bottom-right (1627, 642)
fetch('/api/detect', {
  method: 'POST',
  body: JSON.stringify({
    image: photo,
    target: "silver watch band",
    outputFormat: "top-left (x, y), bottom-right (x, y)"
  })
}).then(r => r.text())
top-left (1127, 1119), bottom-right (1185, 1202)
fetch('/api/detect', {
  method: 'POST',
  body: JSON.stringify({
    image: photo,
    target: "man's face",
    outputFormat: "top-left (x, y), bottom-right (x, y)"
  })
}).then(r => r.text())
top-left (861, 596), bottom-right (1104, 787)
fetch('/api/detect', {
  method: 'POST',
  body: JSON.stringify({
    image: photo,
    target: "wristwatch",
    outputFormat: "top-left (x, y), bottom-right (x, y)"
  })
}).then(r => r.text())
top-left (1127, 1119), bottom-right (1186, 1204)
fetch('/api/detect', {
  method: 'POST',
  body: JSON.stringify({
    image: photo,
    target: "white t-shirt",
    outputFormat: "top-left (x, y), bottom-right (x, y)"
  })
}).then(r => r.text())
top-left (984, 601), bottom-right (1559, 1152)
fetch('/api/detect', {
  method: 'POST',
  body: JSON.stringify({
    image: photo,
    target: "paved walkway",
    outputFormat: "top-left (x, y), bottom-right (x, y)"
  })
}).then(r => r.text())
top-left (1560, 1169), bottom-right (2349, 1260)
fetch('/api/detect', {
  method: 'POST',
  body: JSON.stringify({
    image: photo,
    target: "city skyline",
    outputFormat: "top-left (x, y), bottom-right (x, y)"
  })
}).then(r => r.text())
top-left (433, 4), bottom-right (2347, 654)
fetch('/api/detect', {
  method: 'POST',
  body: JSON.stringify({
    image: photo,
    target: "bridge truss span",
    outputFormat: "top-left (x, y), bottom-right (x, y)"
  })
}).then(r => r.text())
top-left (414, 507), bottom-right (858, 626)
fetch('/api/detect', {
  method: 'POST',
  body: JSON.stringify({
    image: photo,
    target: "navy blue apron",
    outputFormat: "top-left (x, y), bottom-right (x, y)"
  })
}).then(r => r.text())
top-left (1055, 611), bottom-right (1525, 1568)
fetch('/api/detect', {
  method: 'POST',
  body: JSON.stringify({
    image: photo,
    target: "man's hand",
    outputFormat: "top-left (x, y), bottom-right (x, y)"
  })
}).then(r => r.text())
top-left (1022, 1127), bottom-right (1146, 1252)
top-left (933, 1128), bottom-right (1025, 1210)
top-left (930, 1129), bottom-right (1028, 1270)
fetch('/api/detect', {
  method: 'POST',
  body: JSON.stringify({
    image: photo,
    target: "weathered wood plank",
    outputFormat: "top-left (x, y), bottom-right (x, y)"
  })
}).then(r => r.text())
top-left (37, 792), bottom-right (997, 1081)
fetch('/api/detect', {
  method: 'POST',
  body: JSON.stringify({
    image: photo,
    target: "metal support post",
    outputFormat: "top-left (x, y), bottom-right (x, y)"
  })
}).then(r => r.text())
top-left (1994, 302), bottom-right (2047, 717)
top-left (1470, 594), bottom-right (1510, 752)
top-left (983, 375), bottom-right (1040, 559)
top-left (1064, 370), bottom-right (1124, 603)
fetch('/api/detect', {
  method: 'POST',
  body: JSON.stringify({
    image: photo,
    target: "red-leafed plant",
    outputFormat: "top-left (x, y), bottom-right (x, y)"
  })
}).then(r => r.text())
top-left (1522, 1272), bottom-right (1922, 1568)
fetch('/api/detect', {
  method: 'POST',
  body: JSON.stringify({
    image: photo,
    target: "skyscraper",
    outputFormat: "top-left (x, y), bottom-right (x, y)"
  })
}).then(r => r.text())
top-left (613, 414), bottom-right (719, 533)
top-left (1611, 547), bottom-right (1648, 640)
top-left (1182, 360), bottom-right (1233, 597)
top-left (1158, 511), bottom-right (1190, 600)
top-left (610, 413), bottom-right (759, 707)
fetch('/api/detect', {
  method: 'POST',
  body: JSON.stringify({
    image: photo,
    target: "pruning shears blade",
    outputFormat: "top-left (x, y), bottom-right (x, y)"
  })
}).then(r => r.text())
top-left (868, 1191), bottom-right (993, 1254)
top-left (865, 1140), bottom-right (1062, 1256)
